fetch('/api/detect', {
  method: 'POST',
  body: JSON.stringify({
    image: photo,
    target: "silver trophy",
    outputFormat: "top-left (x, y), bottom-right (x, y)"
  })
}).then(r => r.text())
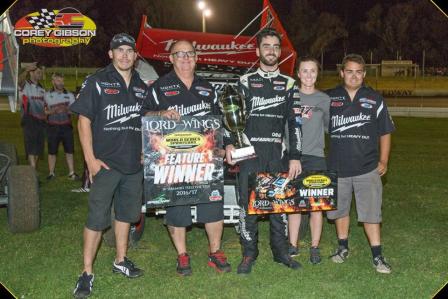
top-left (219, 84), bottom-right (256, 162)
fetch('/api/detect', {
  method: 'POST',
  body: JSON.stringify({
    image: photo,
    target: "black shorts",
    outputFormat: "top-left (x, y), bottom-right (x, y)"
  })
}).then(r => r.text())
top-left (301, 155), bottom-right (327, 171)
top-left (86, 168), bottom-right (143, 231)
top-left (164, 201), bottom-right (224, 227)
top-left (22, 115), bottom-right (46, 156)
top-left (47, 124), bottom-right (74, 155)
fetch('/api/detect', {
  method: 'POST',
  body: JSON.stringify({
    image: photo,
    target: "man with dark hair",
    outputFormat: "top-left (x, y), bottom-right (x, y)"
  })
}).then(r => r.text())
top-left (141, 39), bottom-right (231, 276)
top-left (18, 62), bottom-right (46, 169)
top-left (44, 72), bottom-right (78, 180)
top-left (225, 28), bottom-right (302, 274)
top-left (71, 33), bottom-right (147, 298)
top-left (326, 53), bottom-right (395, 274)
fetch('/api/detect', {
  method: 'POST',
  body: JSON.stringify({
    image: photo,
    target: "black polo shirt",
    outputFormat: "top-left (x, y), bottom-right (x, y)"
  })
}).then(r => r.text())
top-left (326, 85), bottom-right (395, 177)
top-left (70, 63), bottom-right (148, 174)
top-left (141, 70), bottom-right (219, 116)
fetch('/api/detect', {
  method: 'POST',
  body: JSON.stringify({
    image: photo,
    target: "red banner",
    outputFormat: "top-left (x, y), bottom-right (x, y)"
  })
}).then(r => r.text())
top-left (136, 0), bottom-right (297, 76)
top-left (137, 26), bottom-right (258, 69)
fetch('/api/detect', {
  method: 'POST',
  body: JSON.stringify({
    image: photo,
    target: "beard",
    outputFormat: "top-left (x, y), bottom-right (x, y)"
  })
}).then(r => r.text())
top-left (260, 54), bottom-right (278, 66)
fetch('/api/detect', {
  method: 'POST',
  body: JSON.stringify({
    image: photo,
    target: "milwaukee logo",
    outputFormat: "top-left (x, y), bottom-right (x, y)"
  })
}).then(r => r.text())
top-left (250, 95), bottom-right (285, 112)
top-left (162, 39), bottom-right (255, 52)
top-left (331, 113), bottom-right (371, 132)
top-left (104, 103), bottom-right (141, 122)
top-left (168, 101), bottom-right (210, 116)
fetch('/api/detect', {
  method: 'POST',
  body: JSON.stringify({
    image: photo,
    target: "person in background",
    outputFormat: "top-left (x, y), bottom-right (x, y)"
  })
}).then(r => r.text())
top-left (18, 62), bottom-right (46, 169)
top-left (44, 72), bottom-right (78, 180)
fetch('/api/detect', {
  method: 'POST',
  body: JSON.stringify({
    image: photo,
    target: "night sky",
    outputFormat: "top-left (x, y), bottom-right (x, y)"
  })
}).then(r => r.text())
top-left (166, 0), bottom-right (425, 34)
top-left (3, 0), bottom-right (447, 67)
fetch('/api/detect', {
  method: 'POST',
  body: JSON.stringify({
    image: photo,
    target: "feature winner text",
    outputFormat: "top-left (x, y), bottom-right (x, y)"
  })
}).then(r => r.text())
top-left (154, 152), bottom-right (215, 184)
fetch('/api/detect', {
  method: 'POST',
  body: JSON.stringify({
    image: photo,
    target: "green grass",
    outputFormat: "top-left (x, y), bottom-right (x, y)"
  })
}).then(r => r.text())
top-left (0, 112), bottom-right (447, 298)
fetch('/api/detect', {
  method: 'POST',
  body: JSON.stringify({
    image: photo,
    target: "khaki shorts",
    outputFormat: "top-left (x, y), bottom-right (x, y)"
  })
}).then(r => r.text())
top-left (327, 168), bottom-right (383, 223)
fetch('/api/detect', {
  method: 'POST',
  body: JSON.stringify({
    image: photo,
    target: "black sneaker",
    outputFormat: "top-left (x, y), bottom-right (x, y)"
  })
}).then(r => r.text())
top-left (273, 254), bottom-right (302, 270)
top-left (47, 173), bottom-right (55, 181)
top-left (237, 256), bottom-right (256, 274)
top-left (73, 271), bottom-right (94, 299)
top-left (112, 257), bottom-right (143, 278)
top-left (208, 250), bottom-right (231, 273)
top-left (177, 253), bottom-right (192, 276)
top-left (373, 255), bottom-right (392, 274)
top-left (310, 247), bottom-right (321, 264)
top-left (330, 246), bottom-right (349, 263)
top-left (289, 244), bottom-right (299, 257)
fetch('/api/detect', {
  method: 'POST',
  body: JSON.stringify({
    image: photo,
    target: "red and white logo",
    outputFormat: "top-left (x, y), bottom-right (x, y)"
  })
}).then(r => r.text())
top-left (251, 83), bottom-right (263, 88)
top-left (164, 91), bottom-right (180, 96)
top-left (104, 88), bottom-right (120, 95)
top-left (331, 101), bottom-right (344, 107)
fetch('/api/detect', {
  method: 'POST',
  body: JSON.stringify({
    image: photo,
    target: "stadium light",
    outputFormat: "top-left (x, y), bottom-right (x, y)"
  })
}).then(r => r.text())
top-left (197, 1), bottom-right (212, 32)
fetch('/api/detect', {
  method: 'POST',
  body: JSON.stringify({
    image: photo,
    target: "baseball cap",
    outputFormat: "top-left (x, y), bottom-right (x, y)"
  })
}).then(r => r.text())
top-left (110, 33), bottom-right (136, 50)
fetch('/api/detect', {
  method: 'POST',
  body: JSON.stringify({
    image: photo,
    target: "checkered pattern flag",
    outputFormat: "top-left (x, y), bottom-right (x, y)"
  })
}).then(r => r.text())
top-left (26, 9), bottom-right (56, 29)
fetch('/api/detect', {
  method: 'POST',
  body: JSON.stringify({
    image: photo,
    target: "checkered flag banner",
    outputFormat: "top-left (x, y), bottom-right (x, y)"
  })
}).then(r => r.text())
top-left (26, 9), bottom-right (56, 29)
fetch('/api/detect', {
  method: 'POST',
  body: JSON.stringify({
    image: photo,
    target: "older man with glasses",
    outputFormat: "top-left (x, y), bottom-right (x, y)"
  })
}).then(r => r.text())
top-left (141, 40), bottom-right (230, 276)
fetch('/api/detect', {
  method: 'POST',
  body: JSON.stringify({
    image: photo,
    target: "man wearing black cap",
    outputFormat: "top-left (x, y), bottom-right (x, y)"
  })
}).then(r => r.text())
top-left (71, 33), bottom-right (148, 299)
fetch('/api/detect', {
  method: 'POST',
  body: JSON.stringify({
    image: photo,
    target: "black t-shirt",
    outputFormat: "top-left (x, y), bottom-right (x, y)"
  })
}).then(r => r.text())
top-left (70, 64), bottom-right (148, 174)
top-left (326, 85), bottom-right (395, 177)
top-left (141, 70), bottom-right (219, 116)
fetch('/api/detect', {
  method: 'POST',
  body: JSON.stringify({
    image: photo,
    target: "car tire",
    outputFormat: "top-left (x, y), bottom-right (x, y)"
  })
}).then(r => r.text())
top-left (7, 165), bottom-right (40, 233)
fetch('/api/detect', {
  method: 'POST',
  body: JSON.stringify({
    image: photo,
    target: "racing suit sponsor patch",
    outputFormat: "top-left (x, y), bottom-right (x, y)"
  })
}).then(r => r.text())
top-left (195, 86), bottom-right (212, 92)
top-left (164, 90), bottom-right (180, 96)
top-left (251, 83), bottom-right (263, 88)
top-left (331, 101), bottom-right (344, 107)
top-left (104, 88), bottom-right (119, 95)
top-left (133, 86), bottom-right (145, 93)
top-left (361, 103), bottom-right (373, 109)
top-left (359, 97), bottom-right (376, 105)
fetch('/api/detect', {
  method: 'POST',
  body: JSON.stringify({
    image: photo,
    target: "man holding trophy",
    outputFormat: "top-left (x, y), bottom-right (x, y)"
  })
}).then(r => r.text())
top-left (224, 28), bottom-right (303, 274)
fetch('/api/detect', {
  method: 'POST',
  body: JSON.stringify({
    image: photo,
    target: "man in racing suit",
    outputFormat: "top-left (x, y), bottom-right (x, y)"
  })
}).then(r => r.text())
top-left (225, 28), bottom-right (302, 274)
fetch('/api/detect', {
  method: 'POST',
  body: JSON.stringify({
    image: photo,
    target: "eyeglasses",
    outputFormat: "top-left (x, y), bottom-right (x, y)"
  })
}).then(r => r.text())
top-left (171, 51), bottom-right (196, 58)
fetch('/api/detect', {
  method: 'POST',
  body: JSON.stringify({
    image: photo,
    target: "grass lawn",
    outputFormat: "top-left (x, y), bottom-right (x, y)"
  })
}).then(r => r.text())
top-left (0, 112), bottom-right (447, 298)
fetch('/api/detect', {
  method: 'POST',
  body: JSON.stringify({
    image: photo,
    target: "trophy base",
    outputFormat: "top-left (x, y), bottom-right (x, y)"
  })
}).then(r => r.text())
top-left (231, 146), bottom-right (257, 163)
